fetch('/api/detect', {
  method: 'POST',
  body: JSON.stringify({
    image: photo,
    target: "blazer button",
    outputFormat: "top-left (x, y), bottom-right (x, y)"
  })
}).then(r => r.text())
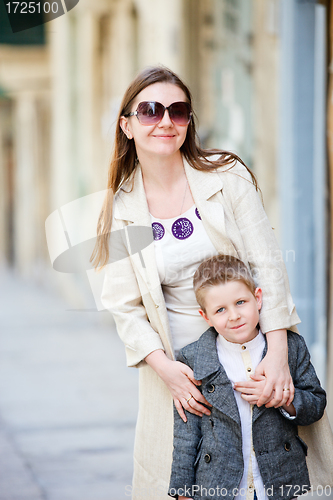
top-left (284, 442), bottom-right (291, 451)
top-left (204, 454), bottom-right (211, 463)
top-left (207, 384), bottom-right (215, 393)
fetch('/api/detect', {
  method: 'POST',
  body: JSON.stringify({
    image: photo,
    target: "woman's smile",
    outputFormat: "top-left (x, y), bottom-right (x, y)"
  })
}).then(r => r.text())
top-left (152, 134), bottom-right (176, 138)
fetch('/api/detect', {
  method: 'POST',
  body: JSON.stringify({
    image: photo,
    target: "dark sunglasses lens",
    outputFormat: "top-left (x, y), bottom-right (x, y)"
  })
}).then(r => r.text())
top-left (169, 102), bottom-right (191, 125)
top-left (137, 102), bottom-right (164, 125)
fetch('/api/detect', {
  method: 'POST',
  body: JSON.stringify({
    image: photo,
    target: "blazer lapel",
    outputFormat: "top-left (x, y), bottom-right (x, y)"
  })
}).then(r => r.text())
top-left (192, 328), bottom-right (241, 426)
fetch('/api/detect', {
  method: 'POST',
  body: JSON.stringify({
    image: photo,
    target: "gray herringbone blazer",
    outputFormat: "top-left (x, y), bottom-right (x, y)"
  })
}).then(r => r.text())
top-left (169, 330), bottom-right (326, 500)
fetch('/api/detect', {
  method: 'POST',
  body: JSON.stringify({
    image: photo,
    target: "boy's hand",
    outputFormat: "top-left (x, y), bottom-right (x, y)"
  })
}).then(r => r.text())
top-left (282, 402), bottom-right (296, 417)
top-left (179, 497), bottom-right (192, 500)
top-left (234, 375), bottom-right (271, 405)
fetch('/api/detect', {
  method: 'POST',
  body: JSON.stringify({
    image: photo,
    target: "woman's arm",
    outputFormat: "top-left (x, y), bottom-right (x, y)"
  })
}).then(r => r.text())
top-left (102, 222), bottom-right (211, 418)
top-left (221, 163), bottom-right (300, 405)
top-left (221, 163), bottom-right (300, 333)
top-left (236, 333), bottom-right (326, 420)
top-left (100, 219), bottom-right (165, 366)
top-left (102, 253), bottom-right (166, 366)
top-left (255, 329), bottom-right (294, 407)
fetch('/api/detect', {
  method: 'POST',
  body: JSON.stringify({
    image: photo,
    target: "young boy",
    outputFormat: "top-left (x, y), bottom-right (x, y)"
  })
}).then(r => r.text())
top-left (168, 255), bottom-right (326, 500)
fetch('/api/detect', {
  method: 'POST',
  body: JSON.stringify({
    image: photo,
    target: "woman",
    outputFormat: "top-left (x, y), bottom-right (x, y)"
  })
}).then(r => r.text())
top-left (93, 67), bottom-right (332, 499)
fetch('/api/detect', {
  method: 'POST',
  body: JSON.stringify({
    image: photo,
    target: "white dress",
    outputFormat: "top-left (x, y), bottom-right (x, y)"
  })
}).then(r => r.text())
top-left (150, 204), bottom-right (219, 356)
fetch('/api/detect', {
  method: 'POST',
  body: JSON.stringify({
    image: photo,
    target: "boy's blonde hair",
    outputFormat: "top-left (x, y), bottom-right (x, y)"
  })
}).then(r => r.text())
top-left (193, 255), bottom-right (256, 313)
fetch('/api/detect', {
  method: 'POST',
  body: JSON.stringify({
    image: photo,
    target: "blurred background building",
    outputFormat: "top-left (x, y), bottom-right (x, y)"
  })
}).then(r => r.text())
top-left (0, 0), bottom-right (333, 422)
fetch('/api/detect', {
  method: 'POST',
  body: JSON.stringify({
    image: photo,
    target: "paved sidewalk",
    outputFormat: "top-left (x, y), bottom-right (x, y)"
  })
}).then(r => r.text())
top-left (0, 269), bottom-right (138, 500)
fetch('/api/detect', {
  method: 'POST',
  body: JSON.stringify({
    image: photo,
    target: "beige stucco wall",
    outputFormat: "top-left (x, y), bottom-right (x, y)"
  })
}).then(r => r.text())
top-left (252, 0), bottom-right (280, 237)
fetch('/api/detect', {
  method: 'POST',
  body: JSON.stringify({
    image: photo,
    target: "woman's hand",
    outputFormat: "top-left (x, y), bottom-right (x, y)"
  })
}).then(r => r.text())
top-left (145, 350), bottom-right (212, 422)
top-left (234, 375), bottom-right (296, 416)
top-left (254, 329), bottom-right (294, 407)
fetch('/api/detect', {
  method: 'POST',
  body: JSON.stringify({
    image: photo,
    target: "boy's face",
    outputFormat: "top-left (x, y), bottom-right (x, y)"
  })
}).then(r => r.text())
top-left (199, 281), bottom-right (262, 344)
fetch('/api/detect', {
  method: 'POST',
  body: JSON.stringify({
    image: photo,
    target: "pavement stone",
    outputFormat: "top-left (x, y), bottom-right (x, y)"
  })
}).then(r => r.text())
top-left (0, 420), bottom-right (45, 500)
top-left (0, 269), bottom-right (138, 500)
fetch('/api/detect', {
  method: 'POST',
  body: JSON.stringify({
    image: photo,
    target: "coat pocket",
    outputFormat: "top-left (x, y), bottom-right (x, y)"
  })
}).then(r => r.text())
top-left (194, 436), bottom-right (203, 467)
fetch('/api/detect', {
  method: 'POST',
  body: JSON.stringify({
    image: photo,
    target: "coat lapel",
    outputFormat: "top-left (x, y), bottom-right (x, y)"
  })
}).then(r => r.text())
top-left (192, 328), bottom-right (241, 426)
top-left (113, 167), bottom-right (165, 302)
top-left (184, 160), bottom-right (238, 257)
top-left (113, 168), bottom-right (173, 354)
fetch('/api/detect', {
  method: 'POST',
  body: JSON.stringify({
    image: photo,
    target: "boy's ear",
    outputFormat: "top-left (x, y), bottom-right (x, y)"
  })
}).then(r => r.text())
top-left (255, 287), bottom-right (263, 311)
top-left (199, 308), bottom-right (212, 326)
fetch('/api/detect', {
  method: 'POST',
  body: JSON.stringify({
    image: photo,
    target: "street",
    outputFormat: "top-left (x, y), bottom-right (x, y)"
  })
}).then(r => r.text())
top-left (0, 269), bottom-right (138, 500)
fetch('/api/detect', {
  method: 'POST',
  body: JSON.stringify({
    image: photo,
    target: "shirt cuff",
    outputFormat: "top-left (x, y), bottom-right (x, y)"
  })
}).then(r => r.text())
top-left (279, 407), bottom-right (296, 420)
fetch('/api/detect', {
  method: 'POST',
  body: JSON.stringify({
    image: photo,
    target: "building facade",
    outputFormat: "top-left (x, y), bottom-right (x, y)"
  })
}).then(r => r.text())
top-left (0, 0), bottom-right (332, 419)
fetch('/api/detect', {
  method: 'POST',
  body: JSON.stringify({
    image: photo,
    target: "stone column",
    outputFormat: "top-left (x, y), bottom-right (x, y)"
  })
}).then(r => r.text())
top-left (49, 14), bottom-right (75, 210)
top-left (252, 0), bottom-right (280, 232)
top-left (135, 0), bottom-right (183, 72)
top-left (76, 10), bottom-right (98, 195)
top-left (13, 93), bottom-right (39, 274)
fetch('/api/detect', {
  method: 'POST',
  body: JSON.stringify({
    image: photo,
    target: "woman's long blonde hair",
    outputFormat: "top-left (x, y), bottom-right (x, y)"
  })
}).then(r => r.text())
top-left (91, 66), bottom-right (258, 269)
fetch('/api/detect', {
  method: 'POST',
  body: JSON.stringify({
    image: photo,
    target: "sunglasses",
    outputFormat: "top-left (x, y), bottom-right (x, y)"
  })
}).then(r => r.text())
top-left (124, 101), bottom-right (192, 126)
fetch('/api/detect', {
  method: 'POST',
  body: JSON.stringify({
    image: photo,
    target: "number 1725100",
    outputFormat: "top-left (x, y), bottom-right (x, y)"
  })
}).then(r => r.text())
top-left (6, 2), bottom-right (59, 14)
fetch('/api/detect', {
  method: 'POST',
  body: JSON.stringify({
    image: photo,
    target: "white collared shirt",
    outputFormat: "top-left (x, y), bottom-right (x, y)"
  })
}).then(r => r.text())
top-left (216, 331), bottom-right (268, 500)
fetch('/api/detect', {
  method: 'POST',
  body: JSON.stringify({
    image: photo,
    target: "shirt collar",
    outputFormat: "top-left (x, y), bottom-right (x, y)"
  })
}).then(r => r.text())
top-left (216, 329), bottom-right (265, 353)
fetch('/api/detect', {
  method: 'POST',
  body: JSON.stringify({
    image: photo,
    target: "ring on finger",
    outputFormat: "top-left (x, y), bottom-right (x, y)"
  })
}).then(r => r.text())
top-left (186, 395), bottom-right (193, 404)
top-left (283, 388), bottom-right (290, 391)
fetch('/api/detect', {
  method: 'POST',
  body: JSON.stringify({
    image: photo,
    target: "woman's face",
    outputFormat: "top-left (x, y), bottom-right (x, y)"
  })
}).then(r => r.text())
top-left (120, 83), bottom-right (190, 164)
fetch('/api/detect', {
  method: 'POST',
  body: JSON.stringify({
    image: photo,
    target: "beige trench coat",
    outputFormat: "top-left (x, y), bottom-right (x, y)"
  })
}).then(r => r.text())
top-left (101, 159), bottom-right (333, 499)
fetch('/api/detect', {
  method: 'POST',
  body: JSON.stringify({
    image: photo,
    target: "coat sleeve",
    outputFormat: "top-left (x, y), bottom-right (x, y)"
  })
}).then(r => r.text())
top-left (168, 350), bottom-right (202, 499)
top-left (220, 163), bottom-right (300, 334)
top-left (101, 218), bottom-right (165, 367)
top-left (286, 332), bottom-right (326, 426)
